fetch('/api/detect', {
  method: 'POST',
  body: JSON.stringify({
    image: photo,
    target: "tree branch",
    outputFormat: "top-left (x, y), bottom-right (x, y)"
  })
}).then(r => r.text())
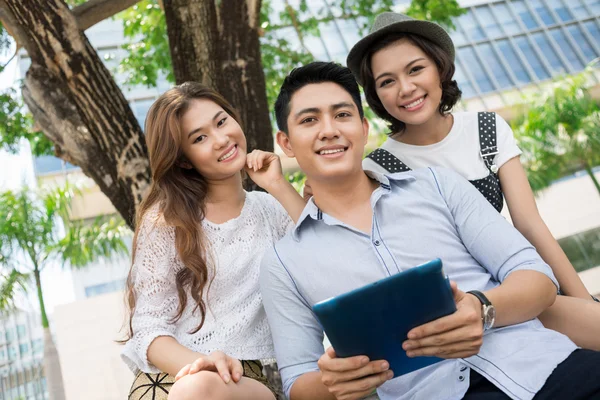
top-left (72, 0), bottom-right (141, 31)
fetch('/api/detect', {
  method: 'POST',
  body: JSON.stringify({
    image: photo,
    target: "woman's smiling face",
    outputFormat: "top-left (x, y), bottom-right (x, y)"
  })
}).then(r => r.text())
top-left (179, 98), bottom-right (247, 180)
top-left (371, 38), bottom-right (443, 130)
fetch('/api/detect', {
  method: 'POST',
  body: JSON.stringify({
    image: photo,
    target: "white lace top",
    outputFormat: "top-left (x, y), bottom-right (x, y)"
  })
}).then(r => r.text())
top-left (121, 191), bottom-right (294, 374)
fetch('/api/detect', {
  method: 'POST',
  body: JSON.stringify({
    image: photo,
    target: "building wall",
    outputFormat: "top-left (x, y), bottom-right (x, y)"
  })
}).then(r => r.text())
top-left (0, 310), bottom-right (46, 399)
top-left (52, 292), bottom-right (133, 400)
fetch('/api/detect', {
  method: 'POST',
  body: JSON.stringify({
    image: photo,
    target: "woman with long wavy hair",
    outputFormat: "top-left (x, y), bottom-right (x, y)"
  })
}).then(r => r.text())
top-left (121, 82), bottom-right (304, 400)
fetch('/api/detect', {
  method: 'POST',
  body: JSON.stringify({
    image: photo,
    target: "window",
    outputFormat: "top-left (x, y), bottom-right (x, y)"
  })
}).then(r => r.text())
top-left (19, 343), bottom-right (29, 355)
top-left (16, 325), bottom-right (26, 338)
top-left (583, 0), bottom-right (600, 14)
top-left (549, 28), bottom-right (584, 70)
top-left (131, 98), bottom-right (156, 131)
top-left (547, 0), bottom-right (573, 21)
top-left (8, 346), bottom-right (16, 360)
top-left (568, 0), bottom-right (590, 18)
top-left (5, 329), bottom-right (14, 343)
top-left (33, 155), bottom-right (79, 176)
top-left (492, 3), bottom-right (520, 35)
top-left (449, 25), bottom-right (468, 47)
top-left (457, 10), bottom-right (486, 41)
top-left (457, 47), bottom-right (495, 93)
top-left (453, 62), bottom-right (476, 98)
top-left (531, 32), bottom-right (568, 74)
top-left (530, 0), bottom-right (557, 26)
top-left (476, 43), bottom-right (514, 89)
top-left (567, 25), bottom-right (598, 62)
top-left (511, 0), bottom-right (539, 30)
top-left (583, 21), bottom-right (600, 50)
top-left (495, 39), bottom-right (532, 84)
top-left (559, 226), bottom-right (600, 272)
top-left (84, 279), bottom-right (125, 298)
top-left (513, 36), bottom-right (550, 80)
top-left (474, 6), bottom-right (503, 39)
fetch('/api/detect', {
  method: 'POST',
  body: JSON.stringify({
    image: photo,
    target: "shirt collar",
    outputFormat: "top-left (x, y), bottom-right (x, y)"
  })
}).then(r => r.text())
top-left (292, 171), bottom-right (416, 240)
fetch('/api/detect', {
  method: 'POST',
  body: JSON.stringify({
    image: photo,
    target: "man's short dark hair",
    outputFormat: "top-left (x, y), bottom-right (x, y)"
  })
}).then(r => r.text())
top-left (275, 62), bottom-right (365, 134)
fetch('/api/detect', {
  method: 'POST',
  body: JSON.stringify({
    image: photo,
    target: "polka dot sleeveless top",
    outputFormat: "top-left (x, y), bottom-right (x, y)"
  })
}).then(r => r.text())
top-left (366, 112), bottom-right (504, 212)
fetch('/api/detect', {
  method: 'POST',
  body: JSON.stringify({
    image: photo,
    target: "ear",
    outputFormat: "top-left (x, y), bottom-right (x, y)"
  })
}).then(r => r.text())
top-left (276, 130), bottom-right (295, 158)
top-left (361, 117), bottom-right (370, 145)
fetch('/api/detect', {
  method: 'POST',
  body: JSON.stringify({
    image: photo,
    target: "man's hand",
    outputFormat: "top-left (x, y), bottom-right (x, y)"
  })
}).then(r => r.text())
top-left (318, 347), bottom-right (393, 400)
top-left (245, 150), bottom-right (285, 192)
top-left (402, 281), bottom-right (484, 359)
top-left (174, 351), bottom-right (243, 384)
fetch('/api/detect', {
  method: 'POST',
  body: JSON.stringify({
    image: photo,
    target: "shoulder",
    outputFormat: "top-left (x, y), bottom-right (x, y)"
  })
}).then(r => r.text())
top-left (137, 204), bottom-right (175, 241)
top-left (247, 190), bottom-right (285, 214)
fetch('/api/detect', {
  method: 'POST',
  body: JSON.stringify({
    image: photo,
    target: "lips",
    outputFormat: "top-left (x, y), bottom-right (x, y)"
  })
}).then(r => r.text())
top-left (218, 144), bottom-right (238, 162)
top-left (401, 95), bottom-right (426, 109)
top-left (316, 145), bottom-right (348, 155)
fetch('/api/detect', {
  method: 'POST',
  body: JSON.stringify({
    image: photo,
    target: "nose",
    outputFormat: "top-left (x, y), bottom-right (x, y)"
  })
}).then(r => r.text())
top-left (318, 116), bottom-right (339, 141)
top-left (213, 129), bottom-right (229, 149)
top-left (397, 76), bottom-right (417, 98)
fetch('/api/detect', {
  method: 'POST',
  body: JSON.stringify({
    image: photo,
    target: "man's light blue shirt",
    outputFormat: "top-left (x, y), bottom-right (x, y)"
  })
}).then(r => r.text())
top-left (260, 167), bottom-right (577, 400)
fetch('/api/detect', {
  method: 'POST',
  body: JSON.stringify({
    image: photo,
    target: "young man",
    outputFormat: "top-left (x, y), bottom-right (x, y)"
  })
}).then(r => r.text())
top-left (260, 62), bottom-right (600, 400)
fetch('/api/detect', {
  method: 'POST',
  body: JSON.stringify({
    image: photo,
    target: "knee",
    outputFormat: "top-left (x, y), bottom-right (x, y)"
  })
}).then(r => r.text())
top-left (168, 371), bottom-right (226, 400)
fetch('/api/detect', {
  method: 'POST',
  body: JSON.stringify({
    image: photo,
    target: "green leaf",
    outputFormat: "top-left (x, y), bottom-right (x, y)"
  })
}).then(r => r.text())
top-left (512, 67), bottom-right (600, 193)
top-left (0, 89), bottom-right (55, 156)
top-left (117, 0), bottom-right (174, 88)
top-left (0, 269), bottom-right (29, 312)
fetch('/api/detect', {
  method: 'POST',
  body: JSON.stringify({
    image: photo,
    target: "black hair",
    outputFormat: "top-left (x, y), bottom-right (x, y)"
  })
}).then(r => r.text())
top-left (359, 32), bottom-right (461, 134)
top-left (275, 61), bottom-right (364, 133)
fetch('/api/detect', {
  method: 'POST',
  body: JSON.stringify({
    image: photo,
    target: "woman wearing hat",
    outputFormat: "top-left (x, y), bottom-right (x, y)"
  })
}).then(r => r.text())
top-left (347, 12), bottom-right (600, 350)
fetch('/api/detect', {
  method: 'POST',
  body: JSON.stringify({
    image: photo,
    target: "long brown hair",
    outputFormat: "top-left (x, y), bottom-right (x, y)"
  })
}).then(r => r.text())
top-left (122, 82), bottom-right (242, 341)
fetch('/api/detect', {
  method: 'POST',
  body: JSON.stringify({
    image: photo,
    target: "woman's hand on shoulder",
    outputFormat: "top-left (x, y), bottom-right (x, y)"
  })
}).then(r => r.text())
top-left (174, 350), bottom-right (244, 384)
top-left (245, 150), bottom-right (286, 192)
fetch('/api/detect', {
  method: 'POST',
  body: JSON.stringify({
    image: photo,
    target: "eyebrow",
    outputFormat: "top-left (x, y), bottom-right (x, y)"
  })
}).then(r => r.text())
top-left (294, 102), bottom-right (355, 119)
top-left (374, 57), bottom-right (426, 82)
top-left (187, 110), bottom-right (225, 138)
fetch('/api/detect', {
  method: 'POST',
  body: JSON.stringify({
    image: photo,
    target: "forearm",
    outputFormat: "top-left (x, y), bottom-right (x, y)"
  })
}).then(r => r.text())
top-left (485, 270), bottom-right (556, 327)
top-left (290, 371), bottom-right (336, 400)
top-left (147, 336), bottom-right (205, 376)
top-left (516, 219), bottom-right (589, 298)
top-left (266, 179), bottom-right (306, 223)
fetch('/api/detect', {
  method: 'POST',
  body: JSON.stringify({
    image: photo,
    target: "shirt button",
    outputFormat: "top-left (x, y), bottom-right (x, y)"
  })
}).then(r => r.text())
top-left (374, 240), bottom-right (381, 246)
top-left (460, 366), bottom-right (468, 372)
top-left (458, 375), bottom-right (465, 382)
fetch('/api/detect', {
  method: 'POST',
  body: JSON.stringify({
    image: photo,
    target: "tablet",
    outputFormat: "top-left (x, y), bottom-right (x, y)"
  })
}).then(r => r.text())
top-left (312, 258), bottom-right (456, 377)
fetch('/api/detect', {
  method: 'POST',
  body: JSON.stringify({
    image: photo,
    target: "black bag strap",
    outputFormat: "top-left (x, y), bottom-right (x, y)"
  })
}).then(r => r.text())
top-left (365, 148), bottom-right (411, 173)
top-left (478, 112), bottom-right (499, 174)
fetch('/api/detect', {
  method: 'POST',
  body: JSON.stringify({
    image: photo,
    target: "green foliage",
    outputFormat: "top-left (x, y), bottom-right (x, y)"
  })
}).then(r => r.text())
top-left (0, 89), bottom-right (54, 156)
top-left (0, 184), bottom-right (130, 314)
top-left (405, 0), bottom-right (466, 30)
top-left (285, 170), bottom-right (307, 194)
top-left (513, 67), bottom-right (600, 193)
top-left (0, 269), bottom-right (29, 311)
top-left (118, 0), bottom-right (173, 87)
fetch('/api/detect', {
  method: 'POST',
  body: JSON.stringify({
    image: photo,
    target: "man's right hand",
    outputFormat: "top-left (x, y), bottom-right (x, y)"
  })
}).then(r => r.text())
top-left (317, 347), bottom-right (393, 400)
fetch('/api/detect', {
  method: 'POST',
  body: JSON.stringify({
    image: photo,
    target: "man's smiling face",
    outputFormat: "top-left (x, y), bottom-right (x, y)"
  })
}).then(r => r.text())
top-left (277, 81), bottom-right (369, 183)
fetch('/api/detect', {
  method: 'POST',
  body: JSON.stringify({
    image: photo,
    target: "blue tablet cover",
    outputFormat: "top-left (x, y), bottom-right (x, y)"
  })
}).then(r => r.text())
top-left (312, 258), bottom-right (456, 377)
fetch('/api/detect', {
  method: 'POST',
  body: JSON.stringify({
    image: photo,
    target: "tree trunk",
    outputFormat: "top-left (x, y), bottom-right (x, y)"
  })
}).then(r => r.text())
top-left (34, 268), bottom-right (66, 400)
top-left (43, 328), bottom-right (66, 400)
top-left (163, 0), bottom-right (273, 155)
top-left (0, 0), bottom-right (150, 228)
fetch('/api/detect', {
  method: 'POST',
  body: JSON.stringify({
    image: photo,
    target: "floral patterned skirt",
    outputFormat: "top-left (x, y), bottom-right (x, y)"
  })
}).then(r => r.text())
top-left (128, 360), bottom-right (277, 399)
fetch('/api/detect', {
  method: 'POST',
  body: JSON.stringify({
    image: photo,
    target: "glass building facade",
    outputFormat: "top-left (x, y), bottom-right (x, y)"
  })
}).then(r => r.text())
top-left (269, 0), bottom-right (600, 103)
